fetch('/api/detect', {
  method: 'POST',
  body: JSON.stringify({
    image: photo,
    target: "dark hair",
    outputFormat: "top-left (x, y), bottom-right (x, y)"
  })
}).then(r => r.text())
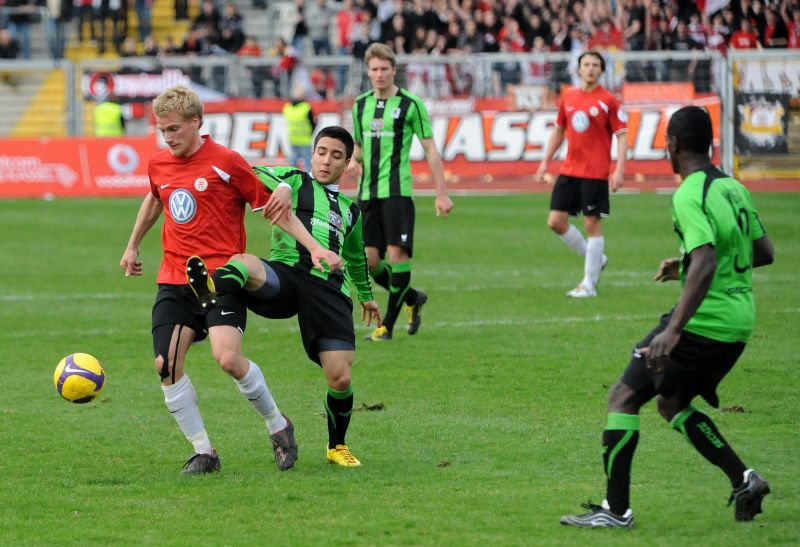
top-left (577, 50), bottom-right (605, 72)
top-left (314, 126), bottom-right (354, 159)
top-left (667, 106), bottom-right (712, 154)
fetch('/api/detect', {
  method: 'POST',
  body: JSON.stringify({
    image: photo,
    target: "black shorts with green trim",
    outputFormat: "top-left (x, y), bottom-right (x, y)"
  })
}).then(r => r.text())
top-left (621, 310), bottom-right (746, 408)
top-left (359, 196), bottom-right (416, 256)
top-left (243, 261), bottom-right (355, 365)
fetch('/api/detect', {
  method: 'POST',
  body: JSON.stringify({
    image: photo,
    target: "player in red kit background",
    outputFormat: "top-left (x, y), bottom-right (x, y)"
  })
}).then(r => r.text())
top-left (535, 50), bottom-right (627, 298)
top-left (120, 86), bottom-right (341, 474)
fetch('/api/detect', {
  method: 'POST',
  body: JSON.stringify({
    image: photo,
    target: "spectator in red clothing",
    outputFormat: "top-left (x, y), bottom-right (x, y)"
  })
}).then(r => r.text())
top-left (588, 18), bottom-right (624, 52)
top-left (337, 0), bottom-right (357, 56)
top-left (498, 15), bottom-right (527, 52)
top-left (706, 13), bottom-right (729, 54)
top-left (730, 18), bottom-right (760, 48)
top-left (238, 36), bottom-right (269, 98)
top-left (784, 6), bottom-right (800, 48)
top-left (762, 7), bottom-right (789, 47)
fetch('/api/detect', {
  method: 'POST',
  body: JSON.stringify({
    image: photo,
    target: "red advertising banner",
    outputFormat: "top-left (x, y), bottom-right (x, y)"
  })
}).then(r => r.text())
top-left (0, 138), bottom-right (158, 198)
top-left (200, 96), bottom-right (721, 179)
top-left (0, 96), bottom-right (722, 198)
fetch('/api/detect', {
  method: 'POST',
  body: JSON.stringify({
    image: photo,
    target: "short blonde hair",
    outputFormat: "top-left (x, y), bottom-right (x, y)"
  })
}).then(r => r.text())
top-left (152, 86), bottom-right (203, 123)
top-left (364, 43), bottom-right (396, 68)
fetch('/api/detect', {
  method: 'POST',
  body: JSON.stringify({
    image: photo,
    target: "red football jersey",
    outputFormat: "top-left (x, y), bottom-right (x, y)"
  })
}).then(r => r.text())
top-left (556, 86), bottom-right (627, 180)
top-left (148, 135), bottom-right (271, 284)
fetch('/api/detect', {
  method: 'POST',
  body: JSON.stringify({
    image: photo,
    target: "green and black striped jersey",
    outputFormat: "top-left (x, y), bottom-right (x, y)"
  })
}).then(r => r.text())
top-left (253, 165), bottom-right (373, 302)
top-left (352, 87), bottom-right (433, 201)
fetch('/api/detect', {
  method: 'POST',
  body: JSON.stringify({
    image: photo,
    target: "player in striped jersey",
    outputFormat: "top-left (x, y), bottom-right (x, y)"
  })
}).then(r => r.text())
top-left (348, 43), bottom-right (454, 341)
top-left (187, 126), bottom-right (380, 467)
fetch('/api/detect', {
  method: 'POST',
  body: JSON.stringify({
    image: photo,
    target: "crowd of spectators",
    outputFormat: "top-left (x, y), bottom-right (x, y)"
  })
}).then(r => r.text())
top-left (274, 0), bottom-right (800, 96)
top-left (0, 0), bottom-right (798, 96)
top-left (303, 0), bottom-right (800, 59)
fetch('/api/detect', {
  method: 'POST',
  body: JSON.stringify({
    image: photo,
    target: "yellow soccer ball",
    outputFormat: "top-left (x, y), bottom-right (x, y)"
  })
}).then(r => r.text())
top-left (54, 353), bottom-right (106, 404)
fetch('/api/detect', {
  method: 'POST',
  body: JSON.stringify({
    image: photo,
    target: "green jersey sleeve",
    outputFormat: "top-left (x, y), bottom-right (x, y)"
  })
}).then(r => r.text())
top-left (341, 203), bottom-right (373, 302)
top-left (252, 165), bottom-right (303, 193)
top-left (672, 186), bottom-right (716, 254)
top-left (352, 102), bottom-right (363, 147)
top-left (409, 96), bottom-right (433, 140)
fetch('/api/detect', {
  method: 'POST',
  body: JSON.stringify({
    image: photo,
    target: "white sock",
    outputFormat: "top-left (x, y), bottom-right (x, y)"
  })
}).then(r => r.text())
top-left (559, 224), bottom-right (587, 256)
top-left (235, 361), bottom-right (287, 434)
top-left (162, 375), bottom-right (213, 455)
top-left (583, 236), bottom-right (605, 290)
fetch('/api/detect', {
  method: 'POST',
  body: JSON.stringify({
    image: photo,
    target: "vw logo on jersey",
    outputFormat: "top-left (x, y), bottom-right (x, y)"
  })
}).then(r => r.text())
top-left (371, 118), bottom-right (384, 130)
top-left (571, 111), bottom-right (590, 133)
top-left (169, 189), bottom-right (197, 224)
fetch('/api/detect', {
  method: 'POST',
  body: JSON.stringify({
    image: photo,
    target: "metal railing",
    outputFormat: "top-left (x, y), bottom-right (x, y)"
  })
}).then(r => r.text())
top-left (2, 49), bottom-right (799, 178)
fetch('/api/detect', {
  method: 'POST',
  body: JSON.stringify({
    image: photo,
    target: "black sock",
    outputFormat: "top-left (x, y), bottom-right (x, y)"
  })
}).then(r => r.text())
top-left (671, 405), bottom-right (747, 487)
top-left (371, 260), bottom-right (392, 291)
top-left (382, 261), bottom-right (411, 332)
top-left (211, 260), bottom-right (249, 296)
top-left (404, 287), bottom-right (419, 306)
top-left (603, 413), bottom-right (640, 515)
top-left (325, 386), bottom-right (353, 448)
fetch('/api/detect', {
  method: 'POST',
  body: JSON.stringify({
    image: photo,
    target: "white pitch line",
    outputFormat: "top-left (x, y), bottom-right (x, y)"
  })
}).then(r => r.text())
top-left (8, 308), bottom-right (796, 341)
top-left (0, 292), bottom-right (151, 302)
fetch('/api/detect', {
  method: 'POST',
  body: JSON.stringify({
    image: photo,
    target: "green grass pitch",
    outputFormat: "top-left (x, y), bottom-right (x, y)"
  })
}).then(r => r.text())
top-left (1, 193), bottom-right (798, 545)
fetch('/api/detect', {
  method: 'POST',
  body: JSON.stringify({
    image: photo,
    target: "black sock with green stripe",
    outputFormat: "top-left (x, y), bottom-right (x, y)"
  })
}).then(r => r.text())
top-left (382, 261), bottom-right (411, 332)
top-left (371, 260), bottom-right (392, 291)
top-left (603, 413), bottom-right (640, 515)
top-left (211, 260), bottom-right (249, 296)
top-left (671, 405), bottom-right (747, 487)
top-left (325, 386), bottom-right (353, 449)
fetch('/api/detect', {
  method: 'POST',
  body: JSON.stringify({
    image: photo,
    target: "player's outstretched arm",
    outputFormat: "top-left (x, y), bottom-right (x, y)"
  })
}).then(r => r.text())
top-left (120, 193), bottom-right (163, 277)
top-left (360, 300), bottom-right (382, 328)
top-left (274, 214), bottom-right (343, 272)
top-left (653, 257), bottom-right (680, 282)
top-left (646, 244), bottom-right (716, 371)
top-left (261, 183), bottom-right (293, 224)
top-left (420, 137), bottom-right (453, 218)
top-left (341, 207), bottom-right (375, 302)
top-left (753, 235), bottom-right (775, 268)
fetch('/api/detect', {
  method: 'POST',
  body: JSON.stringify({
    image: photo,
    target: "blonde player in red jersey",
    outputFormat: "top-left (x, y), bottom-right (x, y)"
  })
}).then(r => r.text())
top-left (535, 50), bottom-right (627, 298)
top-left (120, 86), bottom-right (341, 474)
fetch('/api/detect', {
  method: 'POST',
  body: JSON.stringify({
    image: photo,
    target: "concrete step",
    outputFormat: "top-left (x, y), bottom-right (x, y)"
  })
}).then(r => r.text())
top-left (12, 70), bottom-right (68, 137)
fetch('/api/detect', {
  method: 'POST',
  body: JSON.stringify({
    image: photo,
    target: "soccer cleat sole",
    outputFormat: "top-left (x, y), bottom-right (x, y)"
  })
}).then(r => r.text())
top-left (559, 514), bottom-right (634, 529)
top-left (186, 256), bottom-right (217, 308)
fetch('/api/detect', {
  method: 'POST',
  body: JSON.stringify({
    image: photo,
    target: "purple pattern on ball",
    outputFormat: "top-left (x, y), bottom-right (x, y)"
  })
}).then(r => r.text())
top-left (57, 354), bottom-right (105, 399)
